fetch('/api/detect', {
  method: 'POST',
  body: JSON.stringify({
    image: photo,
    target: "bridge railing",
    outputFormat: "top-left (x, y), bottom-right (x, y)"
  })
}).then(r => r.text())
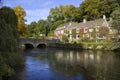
top-left (19, 38), bottom-right (60, 43)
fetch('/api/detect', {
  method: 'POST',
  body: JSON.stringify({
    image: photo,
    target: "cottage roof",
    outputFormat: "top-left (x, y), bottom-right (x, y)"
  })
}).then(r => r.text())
top-left (55, 22), bottom-right (78, 31)
top-left (55, 23), bottom-right (68, 31)
top-left (77, 19), bottom-right (109, 29)
top-left (55, 18), bottom-right (110, 31)
top-left (66, 22), bottom-right (78, 30)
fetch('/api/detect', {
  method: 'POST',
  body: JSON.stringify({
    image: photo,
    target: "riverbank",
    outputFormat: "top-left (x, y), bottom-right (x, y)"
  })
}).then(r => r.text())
top-left (48, 42), bottom-right (120, 51)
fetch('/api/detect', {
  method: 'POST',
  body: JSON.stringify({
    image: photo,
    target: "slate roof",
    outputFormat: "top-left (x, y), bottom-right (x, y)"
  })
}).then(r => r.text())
top-left (77, 19), bottom-right (109, 29)
top-left (55, 22), bottom-right (78, 31)
top-left (55, 18), bottom-right (110, 31)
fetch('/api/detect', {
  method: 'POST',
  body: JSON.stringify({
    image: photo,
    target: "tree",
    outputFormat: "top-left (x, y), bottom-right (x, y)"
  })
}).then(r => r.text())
top-left (99, 0), bottom-right (119, 16)
top-left (111, 7), bottom-right (120, 41)
top-left (0, 7), bottom-right (24, 79)
top-left (37, 20), bottom-right (46, 34)
top-left (80, 0), bottom-right (101, 20)
top-left (27, 21), bottom-right (37, 37)
top-left (80, 0), bottom-right (119, 20)
top-left (71, 8), bottom-right (83, 22)
top-left (49, 6), bottom-right (64, 22)
top-left (62, 5), bottom-right (76, 22)
top-left (116, 0), bottom-right (120, 5)
top-left (13, 5), bottom-right (26, 36)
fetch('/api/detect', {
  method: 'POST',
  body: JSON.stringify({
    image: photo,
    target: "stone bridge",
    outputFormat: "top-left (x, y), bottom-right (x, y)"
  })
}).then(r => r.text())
top-left (19, 38), bottom-right (59, 48)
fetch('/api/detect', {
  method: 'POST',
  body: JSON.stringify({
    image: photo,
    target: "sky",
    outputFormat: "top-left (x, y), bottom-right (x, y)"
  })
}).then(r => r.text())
top-left (3, 0), bottom-right (83, 24)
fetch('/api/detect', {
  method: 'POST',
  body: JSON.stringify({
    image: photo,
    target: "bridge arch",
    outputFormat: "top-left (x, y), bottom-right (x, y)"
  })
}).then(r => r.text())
top-left (24, 43), bottom-right (34, 49)
top-left (37, 44), bottom-right (47, 48)
top-left (19, 38), bottom-right (59, 49)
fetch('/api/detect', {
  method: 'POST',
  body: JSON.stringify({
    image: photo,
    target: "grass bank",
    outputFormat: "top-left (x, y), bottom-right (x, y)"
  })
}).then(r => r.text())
top-left (49, 42), bottom-right (120, 51)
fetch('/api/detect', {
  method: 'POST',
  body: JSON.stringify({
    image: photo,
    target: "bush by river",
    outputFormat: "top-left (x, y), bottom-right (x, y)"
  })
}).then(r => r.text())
top-left (0, 7), bottom-right (24, 79)
top-left (49, 42), bottom-right (120, 51)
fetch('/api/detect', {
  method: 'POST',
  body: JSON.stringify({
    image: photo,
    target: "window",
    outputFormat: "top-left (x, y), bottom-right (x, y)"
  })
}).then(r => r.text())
top-left (89, 29), bottom-right (93, 32)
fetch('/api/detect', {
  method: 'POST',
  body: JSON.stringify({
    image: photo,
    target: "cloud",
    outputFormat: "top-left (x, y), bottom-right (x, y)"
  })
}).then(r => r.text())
top-left (26, 8), bottom-right (50, 24)
top-left (43, 1), bottom-right (54, 6)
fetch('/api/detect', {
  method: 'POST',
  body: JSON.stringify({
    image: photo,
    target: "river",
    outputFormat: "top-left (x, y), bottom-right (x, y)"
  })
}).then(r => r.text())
top-left (9, 48), bottom-right (120, 80)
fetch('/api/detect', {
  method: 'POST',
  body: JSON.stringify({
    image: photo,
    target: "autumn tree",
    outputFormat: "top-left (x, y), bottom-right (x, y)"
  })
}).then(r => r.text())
top-left (13, 5), bottom-right (26, 37)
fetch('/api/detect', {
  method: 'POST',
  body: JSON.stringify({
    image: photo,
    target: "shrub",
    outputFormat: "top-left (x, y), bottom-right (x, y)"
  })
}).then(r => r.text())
top-left (62, 35), bottom-right (68, 42)
top-left (0, 7), bottom-right (24, 78)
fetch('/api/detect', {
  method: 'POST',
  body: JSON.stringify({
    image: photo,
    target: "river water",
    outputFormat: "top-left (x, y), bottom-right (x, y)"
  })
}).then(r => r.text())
top-left (10, 48), bottom-right (120, 80)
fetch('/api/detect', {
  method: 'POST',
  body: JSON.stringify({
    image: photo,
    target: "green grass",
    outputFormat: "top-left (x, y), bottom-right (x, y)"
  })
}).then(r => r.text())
top-left (79, 42), bottom-right (112, 45)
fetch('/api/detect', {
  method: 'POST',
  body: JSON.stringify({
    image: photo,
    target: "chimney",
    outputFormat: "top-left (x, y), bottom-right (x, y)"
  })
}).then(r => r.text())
top-left (103, 15), bottom-right (106, 20)
top-left (83, 18), bottom-right (86, 23)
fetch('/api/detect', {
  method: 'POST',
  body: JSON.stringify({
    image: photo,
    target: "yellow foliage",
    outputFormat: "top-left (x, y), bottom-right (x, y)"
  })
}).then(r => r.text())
top-left (13, 5), bottom-right (26, 36)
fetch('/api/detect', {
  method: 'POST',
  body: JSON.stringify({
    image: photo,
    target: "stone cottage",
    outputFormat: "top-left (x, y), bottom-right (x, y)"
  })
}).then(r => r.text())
top-left (54, 15), bottom-right (116, 42)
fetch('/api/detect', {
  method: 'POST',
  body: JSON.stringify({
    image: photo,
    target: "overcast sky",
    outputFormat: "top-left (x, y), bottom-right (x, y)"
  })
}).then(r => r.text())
top-left (3, 0), bottom-right (83, 24)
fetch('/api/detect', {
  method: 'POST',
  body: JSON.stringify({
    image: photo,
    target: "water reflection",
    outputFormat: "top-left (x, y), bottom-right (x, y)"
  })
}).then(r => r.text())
top-left (10, 48), bottom-right (120, 80)
top-left (49, 50), bottom-right (120, 80)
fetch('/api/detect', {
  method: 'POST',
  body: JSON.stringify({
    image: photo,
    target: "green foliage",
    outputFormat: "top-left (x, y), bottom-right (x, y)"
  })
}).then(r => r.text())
top-left (27, 20), bottom-right (50, 38)
top-left (117, 0), bottom-right (120, 5)
top-left (27, 21), bottom-right (37, 37)
top-left (111, 7), bottom-right (120, 34)
top-left (37, 20), bottom-right (49, 37)
top-left (80, 0), bottom-right (101, 20)
top-left (72, 29), bottom-right (76, 38)
top-left (81, 37), bottom-right (90, 42)
top-left (80, 0), bottom-right (119, 20)
top-left (0, 7), bottom-right (24, 78)
top-left (48, 31), bottom-right (54, 37)
top-left (111, 6), bottom-right (120, 41)
top-left (48, 5), bottom-right (82, 23)
top-left (62, 35), bottom-right (68, 42)
top-left (99, 26), bottom-right (109, 36)
top-left (52, 20), bottom-right (65, 30)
